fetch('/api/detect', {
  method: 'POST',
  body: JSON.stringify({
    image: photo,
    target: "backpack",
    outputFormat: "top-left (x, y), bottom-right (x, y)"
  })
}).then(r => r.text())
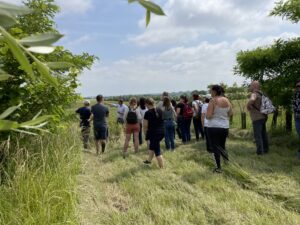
top-left (126, 108), bottom-right (138, 124)
top-left (183, 103), bottom-right (193, 119)
top-left (259, 93), bottom-right (276, 115)
top-left (195, 100), bottom-right (203, 118)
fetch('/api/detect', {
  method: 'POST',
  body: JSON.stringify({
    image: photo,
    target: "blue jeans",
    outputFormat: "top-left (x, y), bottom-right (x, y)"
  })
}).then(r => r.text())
top-left (295, 114), bottom-right (300, 137)
top-left (178, 117), bottom-right (192, 143)
top-left (252, 118), bottom-right (269, 154)
top-left (164, 120), bottom-right (175, 150)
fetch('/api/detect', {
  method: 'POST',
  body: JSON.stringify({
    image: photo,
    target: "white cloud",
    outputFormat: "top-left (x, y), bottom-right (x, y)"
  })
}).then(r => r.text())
top-left (78, 32), bottom-right (300, 96)
top-left (55, 0), bottom-right (93, 14)
top-left (129, 0), bottom-right (290, 46)
top-left (1, 0), bottom-right (93, 14)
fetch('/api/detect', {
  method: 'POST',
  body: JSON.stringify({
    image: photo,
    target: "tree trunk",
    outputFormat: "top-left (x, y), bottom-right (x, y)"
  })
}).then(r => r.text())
top-left (241, 112), bottom-right (246, 129)
top-left (286, 110), bottom-right (292, 133)
top-left (272, 108), bottom-right (278, 129)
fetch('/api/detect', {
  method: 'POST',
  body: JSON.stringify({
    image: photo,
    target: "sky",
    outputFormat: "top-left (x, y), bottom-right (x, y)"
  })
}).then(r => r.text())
top-left (7, 0), bottom-right (300, 96)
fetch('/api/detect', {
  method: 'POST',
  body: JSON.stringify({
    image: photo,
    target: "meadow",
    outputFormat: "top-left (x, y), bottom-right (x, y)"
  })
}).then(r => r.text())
top-left (76, 103), bottom-right (300, 225)
top-left (0, 101), bottom-right (299, 225)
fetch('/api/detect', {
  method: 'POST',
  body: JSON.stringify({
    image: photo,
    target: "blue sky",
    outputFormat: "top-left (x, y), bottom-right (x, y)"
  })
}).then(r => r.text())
top-left (8, 0), bottom-right (300, 96)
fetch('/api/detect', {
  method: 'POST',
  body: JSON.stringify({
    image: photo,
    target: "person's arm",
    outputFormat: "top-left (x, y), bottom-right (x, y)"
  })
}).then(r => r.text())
top-left (143, 119), bottom-right (148, 134)
top-left (89, 113), bottom-right (94, 122)
top-left (246, 93), bottom-right (257, 111)
top-left (206, 99), bottom-right (215, 119)
top-left (192, 101), bottom-right (198, 114)
top-left (227, 101), bottom-right (233, 117)
top-left (176, 105), bottom-right (181, 116)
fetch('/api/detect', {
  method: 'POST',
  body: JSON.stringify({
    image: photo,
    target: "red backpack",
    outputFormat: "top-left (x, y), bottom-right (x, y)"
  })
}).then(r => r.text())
top-left (183, 103), bottom-right (193, 119)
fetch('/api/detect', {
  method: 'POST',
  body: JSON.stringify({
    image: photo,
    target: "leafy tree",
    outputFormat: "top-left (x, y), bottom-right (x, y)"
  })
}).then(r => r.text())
top-left (270, 0), bottom-right (300, 23)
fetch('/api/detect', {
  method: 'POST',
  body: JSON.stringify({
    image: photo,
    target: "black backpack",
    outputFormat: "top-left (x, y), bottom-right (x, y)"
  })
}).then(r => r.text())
top-left (126, 108), bottom-right (138, 124)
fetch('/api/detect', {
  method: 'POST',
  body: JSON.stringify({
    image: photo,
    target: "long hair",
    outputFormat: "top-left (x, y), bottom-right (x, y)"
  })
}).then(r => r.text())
top-left (211, 85), bottom-right (224, 97)
top-left (163, 96), bottom-right (172, 110)
top-left (180, 95), bottom-right (188, 103)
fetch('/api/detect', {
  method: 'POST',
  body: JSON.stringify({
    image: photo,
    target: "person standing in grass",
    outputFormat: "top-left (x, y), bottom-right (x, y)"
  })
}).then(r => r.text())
top-left (201, 94), bottom-right (212, 152)
top-left (123, 97), bottom-right (142, 157)
top-left (293, 79), bottom-right (300, 157)
top-left (176, 95), bottom-right (193, 144)
top-left (143, 98), bottom-right (165, 168)
top-left (172, 99), bottom-right (182, 139)
top-left (116, 98), bottom-right (128, 125)
top-left (247, 81), bottom-right (269, 155)
top-left (192, 91), bottom-right (204, 141)
top-left (76, 100), bottom-right (92, 149)
top-left (137, 97), bottom-right (147, 145)
top-left (162, 96), bottom-right (176, 151)
top-left (206, 85), bottom-right (233, 173)
top-left (90, 95), bottom-right (109, 155)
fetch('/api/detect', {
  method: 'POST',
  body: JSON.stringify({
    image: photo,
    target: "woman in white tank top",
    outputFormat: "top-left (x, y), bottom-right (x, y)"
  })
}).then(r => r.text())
top-left (206, 85), bottom-right (233, 173)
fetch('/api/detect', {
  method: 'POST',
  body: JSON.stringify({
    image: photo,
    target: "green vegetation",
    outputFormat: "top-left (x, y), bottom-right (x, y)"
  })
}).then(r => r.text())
top-left (0, 123), bottom-right (82, 224)
top-left (77, 119), bottom-right (300, 224)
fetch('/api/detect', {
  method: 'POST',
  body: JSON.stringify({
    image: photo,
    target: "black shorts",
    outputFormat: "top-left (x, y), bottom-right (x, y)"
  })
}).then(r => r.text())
top-left (149, 133), bottom-right (164, 157)
top-left (94, 125), bottom-right (108, 140)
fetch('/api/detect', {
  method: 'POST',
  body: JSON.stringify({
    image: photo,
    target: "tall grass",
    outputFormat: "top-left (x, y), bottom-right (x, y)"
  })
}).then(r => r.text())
top-left (0, 123), bottom-right (82, 225)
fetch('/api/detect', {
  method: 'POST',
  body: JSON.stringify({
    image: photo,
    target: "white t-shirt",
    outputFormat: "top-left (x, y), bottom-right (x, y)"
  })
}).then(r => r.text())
top-left (138, 107), bottom-right (148, 125)
top-left (192, 100), bottom-right (203, 117)
top-left (201, 103), bottom-right (209, 127)
top-left (123, 107), bottom-right (143, 123)
top-left (117, 104), bottom-right (128, 119)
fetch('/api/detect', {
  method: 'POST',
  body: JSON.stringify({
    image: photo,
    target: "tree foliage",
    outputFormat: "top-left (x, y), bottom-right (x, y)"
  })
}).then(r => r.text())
top-left (270, 0), bottom-right (300, 23)
top-left (235, 1), bottom-right (300, 110)
top-left (0, 0), bottom-right (96, 133)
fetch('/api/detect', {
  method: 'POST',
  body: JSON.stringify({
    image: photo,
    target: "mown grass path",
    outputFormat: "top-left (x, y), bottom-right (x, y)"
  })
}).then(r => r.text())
top-left (76, 137), bottom-right (300, 225)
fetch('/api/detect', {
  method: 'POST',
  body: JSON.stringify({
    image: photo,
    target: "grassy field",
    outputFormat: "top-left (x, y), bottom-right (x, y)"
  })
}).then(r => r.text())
top-left (1, 101), bottom-right (299, 224)
top-left (76, 104), bottom-right (300, 225)
top-left (0, 123), bottom-right (82, 225)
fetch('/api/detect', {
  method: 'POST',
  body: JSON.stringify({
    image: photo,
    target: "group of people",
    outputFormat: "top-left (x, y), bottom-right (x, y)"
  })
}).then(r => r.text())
top-left (76, 80), bottom-right (300, 172)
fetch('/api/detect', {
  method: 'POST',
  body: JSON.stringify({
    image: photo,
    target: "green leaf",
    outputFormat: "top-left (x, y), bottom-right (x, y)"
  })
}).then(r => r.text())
top-left (20, 115), bottom-right (52, 127)
top-left (0, 1), bottom-right (32, 16)
top-left (138, 0), bottom-right (165, 15)
top-left (34, 60), bottom-right (58, 86)
top-left (0, 27), bottom-right (34, 79)
top-left (128, 0), bottom-right (138, 3)
top-left (0, 120), bottom-right (19, 131)
top-left (0, 73), bottom-right (12, 81)
top-left (0, 103), bottom-right (22, 120)
top-left (146, 10), bottom-right (151, 27)
top-left (19, 33), bottom-right (63, 47)
top-left (27, 46), bottom-right (56, 54)
top-left (0, 10), bottom-right (16, 27)
top-left (46, 62), bottom-right (75, 70)
top-left (11, 128), bottom-right (38, 135)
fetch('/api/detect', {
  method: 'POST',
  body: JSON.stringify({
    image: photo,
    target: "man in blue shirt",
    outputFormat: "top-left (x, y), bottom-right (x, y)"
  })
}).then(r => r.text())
top-left (90, 95), bottom-right (109, 155)
top-left (76, 100), bottom-right (91, 149)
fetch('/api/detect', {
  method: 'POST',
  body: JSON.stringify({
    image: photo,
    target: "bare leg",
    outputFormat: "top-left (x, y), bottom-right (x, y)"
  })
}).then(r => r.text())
top-left (147, 150), bottom-right (155, 162)
top-left (100, 140), bottom-right (106, 153)
top-left (123, 133), bottom-right (131, 155)
top-left (133, 132), bottom-right (139, 153)
top-left (156, 155), bottom-right (164, 169)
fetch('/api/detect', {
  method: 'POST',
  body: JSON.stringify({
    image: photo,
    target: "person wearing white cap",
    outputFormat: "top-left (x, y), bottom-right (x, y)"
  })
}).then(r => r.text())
top-left (76, 100), bottom-right (91, 149)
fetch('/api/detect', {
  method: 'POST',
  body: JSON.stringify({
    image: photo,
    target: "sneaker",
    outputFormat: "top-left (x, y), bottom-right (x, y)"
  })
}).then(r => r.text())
top-left (143, 160), bottom-right (151, 165)
top-left (213, 168), bottom-right (222, 173)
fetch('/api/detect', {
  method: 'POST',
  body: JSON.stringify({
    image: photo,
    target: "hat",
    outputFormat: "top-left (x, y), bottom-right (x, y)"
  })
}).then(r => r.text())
top-left (205, 94), bottom-right (212, 99)
top-left (83, 100), bottom-right (90, 105)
